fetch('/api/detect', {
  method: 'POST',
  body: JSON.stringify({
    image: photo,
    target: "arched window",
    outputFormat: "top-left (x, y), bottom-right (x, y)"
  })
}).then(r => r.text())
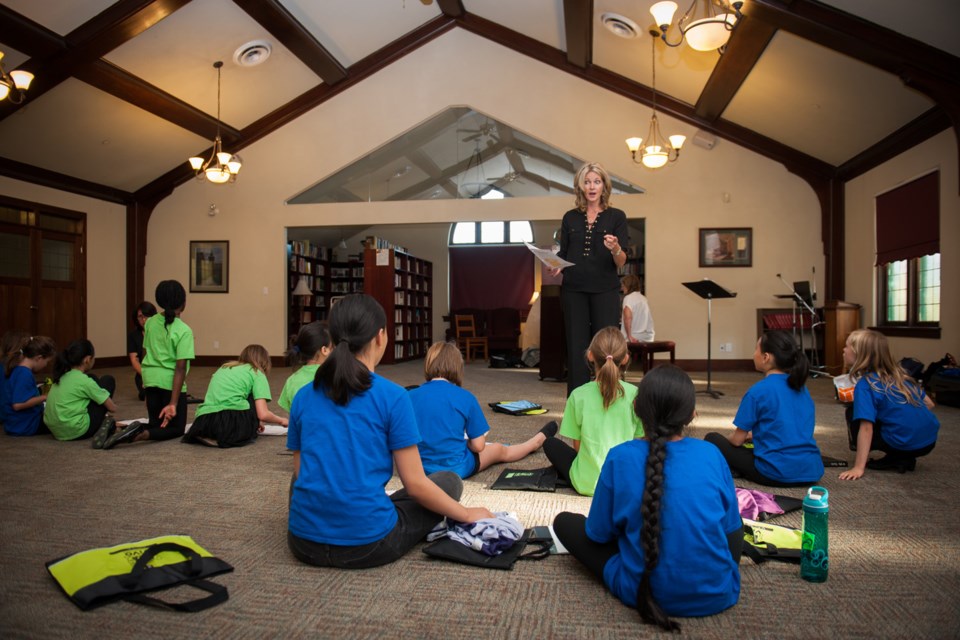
top-left (449, 221), bottom-right (533, 246)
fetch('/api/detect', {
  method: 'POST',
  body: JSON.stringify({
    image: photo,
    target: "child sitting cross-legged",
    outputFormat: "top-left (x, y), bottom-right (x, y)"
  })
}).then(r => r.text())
top-left (408, 342), bottom-right (555, 479)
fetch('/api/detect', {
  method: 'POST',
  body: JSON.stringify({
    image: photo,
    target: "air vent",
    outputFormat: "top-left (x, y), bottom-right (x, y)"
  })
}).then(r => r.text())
top-left (233, 40), bottom-right (272, 67)
top-left (601, 13), bottom-right (640, 39)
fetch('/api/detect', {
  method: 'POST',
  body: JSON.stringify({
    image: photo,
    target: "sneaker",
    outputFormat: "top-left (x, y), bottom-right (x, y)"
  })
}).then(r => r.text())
top-left (103, 421), bottom-right (144, 450)
top-left (92, 417), bottom-right (116, 449)
top-left (866, 456), bottom-right (917, 473)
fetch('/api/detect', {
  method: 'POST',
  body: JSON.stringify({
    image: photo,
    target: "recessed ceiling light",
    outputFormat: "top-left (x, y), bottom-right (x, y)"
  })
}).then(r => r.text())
top-left (601, 13), bottom-right (640, 39)
top-left (233, 40), bottom-right (272, 67)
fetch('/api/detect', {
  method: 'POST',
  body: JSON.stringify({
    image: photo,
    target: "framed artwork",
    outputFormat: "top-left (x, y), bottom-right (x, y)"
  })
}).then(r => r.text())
top-left (189, 240), bottom-right (229, 293)
top-left (699, 228), bottom-right (752, 268)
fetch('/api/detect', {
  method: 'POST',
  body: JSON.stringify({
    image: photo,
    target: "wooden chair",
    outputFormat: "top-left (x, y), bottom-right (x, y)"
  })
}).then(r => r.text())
top-left (627, 340), bottom-right (676, 374)
top-left (454, 314), bottom-right (488, 363)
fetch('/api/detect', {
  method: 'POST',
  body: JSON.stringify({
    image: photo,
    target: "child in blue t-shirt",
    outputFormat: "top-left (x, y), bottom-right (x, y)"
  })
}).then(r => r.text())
top-left (286, 294), bottom-right (493, 569)
top-left (839, 329), bottom-right (939, 479)
top-left (553, 365), bottom-right (742, 632)
top-left (1, 335), bottom-right (56, 436)
top-left (705, 331), bottom-right (823, 487)
top-left (409, 342), bottom-right (554, 479)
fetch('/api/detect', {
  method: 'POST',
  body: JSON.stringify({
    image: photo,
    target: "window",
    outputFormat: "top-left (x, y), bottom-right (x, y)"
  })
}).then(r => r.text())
top-left (449, 221), bottom-right (533, 246)
top-left (875, 171), bottom-right (939, 337)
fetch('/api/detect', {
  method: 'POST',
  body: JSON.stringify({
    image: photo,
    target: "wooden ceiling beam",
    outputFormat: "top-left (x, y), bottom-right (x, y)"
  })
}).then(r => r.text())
top-left (0, 4), bottom-right (64, 58)
top-left (563, 0), bottom-right (593, 68)
top-left (695, 14), bottom-right (776, 122)
top-left (437, 0), bottom-right (466, 18)
top-left (232, 0), bottom-right (347, 84)
top-left (0, 157), bottom-right (133, 204)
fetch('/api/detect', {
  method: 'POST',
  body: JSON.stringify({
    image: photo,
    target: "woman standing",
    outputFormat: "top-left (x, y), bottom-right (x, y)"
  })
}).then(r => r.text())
top-left (552, 162), bottom-right (628, 396)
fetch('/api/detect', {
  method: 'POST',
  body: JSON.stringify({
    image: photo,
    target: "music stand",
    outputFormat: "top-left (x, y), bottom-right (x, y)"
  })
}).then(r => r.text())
top-left (683, 279), bottom-right (737, 399)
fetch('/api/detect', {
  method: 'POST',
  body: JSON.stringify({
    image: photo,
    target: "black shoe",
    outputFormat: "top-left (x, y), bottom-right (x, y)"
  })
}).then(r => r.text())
top-left (866, 456), bottom-right (916, 473)
top-left (104, 421), bottom-right (144, 450)
top-left (539, 421), bottom-right (559, 439)
top-left (92, 417), bottom-right (116, 449)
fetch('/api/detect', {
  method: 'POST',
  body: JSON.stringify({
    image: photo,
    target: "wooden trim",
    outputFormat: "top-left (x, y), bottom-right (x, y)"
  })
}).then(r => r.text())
top-left (232, 0), bottom-right (347, 84)
top-left (437, 0), bottom-right (465, 18)
top-left (562, 0), bottom-right (593, 69)
top-left (869, 326), bottom-right (942, 340)
top-left (671, 359), bottom-right (756, 373)
top-left (0, 157), bottom-right (133, 205)
top-left (837, 108), bottom-right (951, 182)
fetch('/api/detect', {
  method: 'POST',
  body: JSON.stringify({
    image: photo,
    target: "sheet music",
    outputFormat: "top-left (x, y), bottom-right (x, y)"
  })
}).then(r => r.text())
top-left (525, 243), bottom-right (574, 270)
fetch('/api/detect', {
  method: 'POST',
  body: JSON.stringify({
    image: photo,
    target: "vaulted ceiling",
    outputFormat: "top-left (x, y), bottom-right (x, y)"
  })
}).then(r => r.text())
top-left (0, 0), bottom-right (957, 207)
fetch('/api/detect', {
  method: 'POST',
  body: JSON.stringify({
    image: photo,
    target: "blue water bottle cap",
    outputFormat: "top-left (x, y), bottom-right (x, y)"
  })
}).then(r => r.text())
top-left (803, 486), bottom-right (829, 512)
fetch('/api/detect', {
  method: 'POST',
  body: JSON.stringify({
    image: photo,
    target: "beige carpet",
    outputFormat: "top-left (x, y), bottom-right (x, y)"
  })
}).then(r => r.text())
top-left (1, 361), bottom-right (958, 639)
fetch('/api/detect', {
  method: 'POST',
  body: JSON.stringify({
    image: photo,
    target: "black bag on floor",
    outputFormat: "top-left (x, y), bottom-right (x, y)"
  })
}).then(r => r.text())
top-left (422, 529), bottom-right (550, 570)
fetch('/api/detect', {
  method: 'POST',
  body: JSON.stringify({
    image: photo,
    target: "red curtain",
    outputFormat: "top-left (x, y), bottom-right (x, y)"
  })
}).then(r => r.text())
top-left (876, 171), bottom-right (939, 265)
top-left (449, 246), bottom-right (534, 310)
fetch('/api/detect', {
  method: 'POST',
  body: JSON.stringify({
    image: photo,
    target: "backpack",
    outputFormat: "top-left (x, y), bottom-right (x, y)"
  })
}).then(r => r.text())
top-left (741, 519), bottom-right (802, 564)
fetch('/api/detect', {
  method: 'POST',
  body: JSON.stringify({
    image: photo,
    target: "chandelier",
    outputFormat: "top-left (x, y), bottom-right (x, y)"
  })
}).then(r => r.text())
top-left (188, 62), bottom-right (242, 184)
top-left (650, 0), bottom-right (743, 52)
top-left (0, 51), bottom-right (34, 104)
top-left (625, 32), bottom-right (686, 170)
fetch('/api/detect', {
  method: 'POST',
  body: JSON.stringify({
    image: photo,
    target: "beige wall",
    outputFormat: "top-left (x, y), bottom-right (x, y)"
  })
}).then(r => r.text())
top-left (0, 176), bottom-right (127, 358)
top-left (844, 129), bottom-right (958, 363)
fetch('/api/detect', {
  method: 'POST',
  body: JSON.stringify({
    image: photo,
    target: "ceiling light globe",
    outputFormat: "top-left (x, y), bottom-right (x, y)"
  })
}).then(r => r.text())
top-left (684, 15), bottom-right (737, 51)
top-left (669, 134), bottom-right (687, 150)
top-left (0, 82), bottom-right (9, 101)
top-left (650, 1), bottom-right (679, 29)
top-left (9, 70), bottom-right (33, 90)
top-left (188, 157), bottom-right (204, 170)
top-left (216, 151), bottom-right (232, 166)
top-left (642, 147), bottom-right (669, 169)
top-left (205, 168), bottom-right (232, 184)
top-left (625, 137), bottom-right (643, 152)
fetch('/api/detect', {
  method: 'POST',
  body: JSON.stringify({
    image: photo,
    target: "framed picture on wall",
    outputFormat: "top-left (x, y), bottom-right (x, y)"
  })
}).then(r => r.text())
top-left (699, 228), bottom-right (752, 267)
top-left (189, 240), bottom-right (229, 293)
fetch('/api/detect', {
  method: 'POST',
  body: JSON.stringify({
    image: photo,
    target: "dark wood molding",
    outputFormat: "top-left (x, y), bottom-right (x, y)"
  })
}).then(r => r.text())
top-left (870, 326), bottom-right (942, 340)
top-left (837, 108), bottom-right (952, 182)
top-left (126, 195), bottom-right (168, 318)
top-left (695, 14), bottom-right (776, 122)
top-left (671, 359), bottom-right (757, 373)
top-left (562, 0), bottom-right (593, 68)
top-left (75, 60), bottom-right (242, 143)
top-left (0, 157), bottom-right (133, 204)
top-left (0, 4), bottom-right (64, 58)
top-left (436, 0), bottom-right (465, 18)
top-left (232, 0), bottom-right (347, 84)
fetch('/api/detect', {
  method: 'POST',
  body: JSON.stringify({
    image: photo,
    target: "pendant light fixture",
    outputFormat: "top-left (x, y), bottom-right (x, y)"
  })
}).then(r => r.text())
top-left (650, 0), bottom-right (743, 52)
top-left (0, 50), bottom-right (34, 104)
top-left (188, 61), bottom-right (242, 184)
top-left (625, 31), bottom-right (685, 170)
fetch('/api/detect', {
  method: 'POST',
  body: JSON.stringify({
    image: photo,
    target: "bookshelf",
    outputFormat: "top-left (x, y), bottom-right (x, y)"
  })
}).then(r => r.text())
top-left (329, 260), bottom-right (365, 295)
top-left (288, 240), bottom-right (331, 337)
top-left (363, 247), bottom-right (433, 364)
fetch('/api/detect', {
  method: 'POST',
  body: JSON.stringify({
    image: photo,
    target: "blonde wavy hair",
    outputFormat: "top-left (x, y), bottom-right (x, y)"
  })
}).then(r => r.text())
top-left (574, 162), bottom-right (613, 212)
top-left (846, 329), bottom-right (922, 406)
top-left (587, 327), bottom-right (629, 409)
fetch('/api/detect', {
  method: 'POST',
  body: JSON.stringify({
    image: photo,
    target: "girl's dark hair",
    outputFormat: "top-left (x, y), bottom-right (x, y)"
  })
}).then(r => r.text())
top-left (155, 280), bottom-right (186, 327)
top-left (632, 364), bottom-right (696, 632)
top-left (315, 294), bottom-right (386, 405)
top-left (131, 301), bottom-right (158, 330)
top-left (287, 321), bottom-right (332, 367)
top-left (759, 330), bottom-right (809, 390)
top-left (53, 339), bottom-right (95, 383)
top-left (4, 335), bottom-right (56, 376)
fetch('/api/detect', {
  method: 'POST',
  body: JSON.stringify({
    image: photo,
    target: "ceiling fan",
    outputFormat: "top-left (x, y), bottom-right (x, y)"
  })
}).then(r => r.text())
top-left (488, 170), bottom-right (550, 191)
top-left (458, 120), bottom-right (500, 144)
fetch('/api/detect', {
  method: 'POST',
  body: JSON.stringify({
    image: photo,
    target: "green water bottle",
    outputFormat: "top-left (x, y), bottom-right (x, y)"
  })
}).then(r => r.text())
top-left (801, 486), bottom-right (829, 583)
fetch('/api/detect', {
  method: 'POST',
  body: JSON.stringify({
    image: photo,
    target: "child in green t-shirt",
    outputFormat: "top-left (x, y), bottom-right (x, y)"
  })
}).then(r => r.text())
top-left (43, 339), bottom-right (118, 443)
top-left (542, 327), bottom-right (644, 496)
top-left (183, 344), bottom-right (288, 448)
top-left (278, 322), bottom-right (332, 412)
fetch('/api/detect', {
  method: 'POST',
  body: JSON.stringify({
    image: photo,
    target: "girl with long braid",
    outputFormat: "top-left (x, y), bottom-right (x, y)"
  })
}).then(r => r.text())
top-left (107, 280), bottom-right (195, 447)
top-left (705, 330), bottom-right (824, 486)
top-left (542, 326), bottom-right (643, 496)
top-left (553, 365), bottom-right (742, 630)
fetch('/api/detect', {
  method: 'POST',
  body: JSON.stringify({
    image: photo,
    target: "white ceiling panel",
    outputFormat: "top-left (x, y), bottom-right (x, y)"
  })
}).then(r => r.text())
top-left (466, 0), bottom-right (565, 50)
top-left (723, 31), bottom-right (934, 166)
top-left (279, 0), bottom-right (442, 68)
top-left (820, 0), bottom-right (960, 58)
top-left (2, 0), bottom-right (117, 36)
top-left (0, 79), bottom-right (208, 192)
top-left (104, 0), bottom-right (321, 130)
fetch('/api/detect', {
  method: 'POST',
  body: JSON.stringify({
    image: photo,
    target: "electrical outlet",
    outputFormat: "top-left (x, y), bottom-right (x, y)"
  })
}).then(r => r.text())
top-left (723, 343), bottom-right (733, 352)
top-left (213, 340), bottom-right (220, 349)
top-left (719, 343), bottom-right (727, 352)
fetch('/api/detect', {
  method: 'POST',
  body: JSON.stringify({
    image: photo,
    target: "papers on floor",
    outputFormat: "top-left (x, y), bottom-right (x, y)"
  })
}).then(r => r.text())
top-left (259, 424), bottom-right (287, 436)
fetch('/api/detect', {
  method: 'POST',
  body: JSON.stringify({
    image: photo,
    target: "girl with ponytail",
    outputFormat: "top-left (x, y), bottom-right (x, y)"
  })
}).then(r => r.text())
top-left (705, 330), bottom-right (824, 486)
top-left (117, 279), bottom-right (195, 447)
top-left (43, 339), bottom-right (118, 443)
top-left (542, 326), bottom-right (643, 496)
top-left (553, 365), bottom-right (742, 630)
top-left (287, 294), bottom-right (492, 569)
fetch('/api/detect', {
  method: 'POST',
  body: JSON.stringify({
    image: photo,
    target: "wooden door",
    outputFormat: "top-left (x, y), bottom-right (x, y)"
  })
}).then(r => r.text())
top-left (0, 204), bottom-right (86, 353)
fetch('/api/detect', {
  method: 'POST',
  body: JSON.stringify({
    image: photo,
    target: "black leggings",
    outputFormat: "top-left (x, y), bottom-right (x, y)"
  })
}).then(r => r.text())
top-left (703, 432), bottom-right (813, 488)
top-left (561, 287), bottom-right (621, 397)
top-left (144, 386), bottom-right (188, 440)
top-left (543, 437), bottom-right (577, 485)
top-left (75, 374), bottom-right (116, 440)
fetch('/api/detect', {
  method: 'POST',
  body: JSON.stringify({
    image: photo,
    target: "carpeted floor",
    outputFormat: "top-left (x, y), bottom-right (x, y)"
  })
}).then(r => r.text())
top-left (1, 360), bottom-right (958, 639)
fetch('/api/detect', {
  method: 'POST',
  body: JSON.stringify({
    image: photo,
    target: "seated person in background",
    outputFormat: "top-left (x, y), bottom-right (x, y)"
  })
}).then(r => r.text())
top-left (838, 329), bottom-right (939, 479)
top-left (705, 331), bottom-right (824, 487)
top-left (409, 342), bottom-right (555, 479)
top-left (553, 365), bottom-right (742, 632)
top-left (2, 335), bottom-right (56, 436)
top-left (44, 339), bottom-right (118, 444)
top-left (620, 275), bottom-right (654, 343)
top-left (278, 322), bottom-right (332, 412)
top-left (182, 344), bottom-right (288, 448)
top-left (128, 301), bottom-right (157, 401)
top-left (542, 327), bottom-right (644, 496)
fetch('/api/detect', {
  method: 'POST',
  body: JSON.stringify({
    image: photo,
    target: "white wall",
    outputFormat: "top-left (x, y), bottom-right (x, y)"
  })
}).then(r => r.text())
top-left (0, 176), bottom-right (127, 358)
top-left (844, 129), bottom-right (958, 363)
